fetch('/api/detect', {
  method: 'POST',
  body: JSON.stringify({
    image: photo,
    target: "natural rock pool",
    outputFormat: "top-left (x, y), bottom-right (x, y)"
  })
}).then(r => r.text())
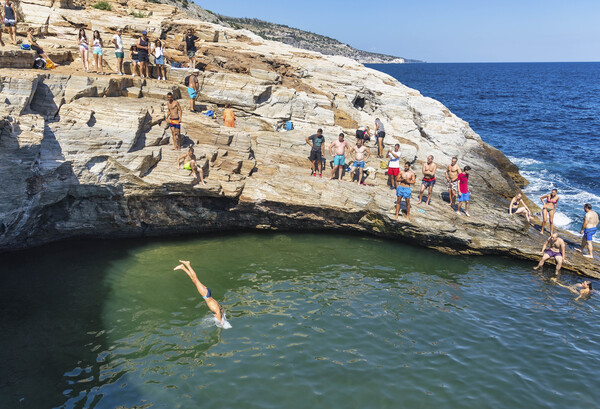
top-left (1, 233), bottom-right (598, 408)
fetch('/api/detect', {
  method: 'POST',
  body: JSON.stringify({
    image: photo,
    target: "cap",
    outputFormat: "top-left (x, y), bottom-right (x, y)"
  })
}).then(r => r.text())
top-left (193, 68), bottom-right (200, 73)
top-left (142, 30), bottom-right (147, 35)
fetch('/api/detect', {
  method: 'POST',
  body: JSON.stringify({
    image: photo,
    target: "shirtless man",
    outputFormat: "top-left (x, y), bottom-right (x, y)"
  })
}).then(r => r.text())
top-left (533, 233), bottom-right (566, 276)
top-left (395, 162), bottom-right (416, 220)
top-left (348, 139), bottom-right (370, 185)
top-left (445, 157), bottom-right (461, 208)
top-left (166, 92), bottom-right (182, 150)
top-left (577, 203), bottom-right (598, 258)
top-left (174, 260), bottom-right (224, 324)
top-left (418, 155), bottom-right (437, 206)
top-left (551, 279), bottom-right (593, 301)
top-left (329, 133), bottom-right (349, 181)
top-left (177, 147), bottom-right (206, 185)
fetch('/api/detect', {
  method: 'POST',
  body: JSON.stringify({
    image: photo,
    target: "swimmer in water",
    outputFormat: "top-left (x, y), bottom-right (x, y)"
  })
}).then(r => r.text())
top-left (551, 278), bottom-right (593, 301)
top-left (174, 260), bottom-right (224, 324)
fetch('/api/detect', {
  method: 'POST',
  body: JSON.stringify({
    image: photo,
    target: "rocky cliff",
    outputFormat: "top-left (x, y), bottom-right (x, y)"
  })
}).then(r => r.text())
top-left (0, 0), bottom-right (597, 278)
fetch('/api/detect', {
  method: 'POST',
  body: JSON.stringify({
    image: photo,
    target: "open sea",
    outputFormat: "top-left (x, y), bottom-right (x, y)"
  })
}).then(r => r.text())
top-left (368, 62), bottom-right (600, 237)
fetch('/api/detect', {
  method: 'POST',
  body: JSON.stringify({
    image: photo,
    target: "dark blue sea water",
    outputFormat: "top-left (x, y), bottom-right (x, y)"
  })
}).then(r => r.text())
top-left (368, 62), bottom-right (600, 236)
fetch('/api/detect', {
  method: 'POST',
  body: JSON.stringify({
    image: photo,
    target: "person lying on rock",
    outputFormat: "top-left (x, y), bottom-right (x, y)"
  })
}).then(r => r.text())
top-left (509, 193), bottom-right (532, 224)
top-left (177, 147), bottom-right (206, 185)
top-left (551, 278), bottom-right (593, 301)
top-left (174, 260), bottom-right (225, 324)
top-left (395, 162), bottom-right (416, 220)
top-left (166, 92), bottom-right (182, 150)
top-left (533, 233), bottom-right (566, 276)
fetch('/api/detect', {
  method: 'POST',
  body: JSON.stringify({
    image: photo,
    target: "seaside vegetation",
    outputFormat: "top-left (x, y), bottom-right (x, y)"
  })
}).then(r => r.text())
top-left (92, 1), bottom-right (111, 11)
top-left (130, 10), bottom-right (149, 18)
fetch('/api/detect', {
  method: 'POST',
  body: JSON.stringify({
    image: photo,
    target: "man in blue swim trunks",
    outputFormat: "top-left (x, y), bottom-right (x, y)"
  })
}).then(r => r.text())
top-left (577, 203), bottom-right (598, 259)
top-left (329, 133), bottom-right (349, 181)
top-left (187, 69), bottom-right (200, 112)
top-left (348, 139), bottom-right (370, 185)
top-left (174, 260), bottom-right (224, 324)
top-left (395, 162), bottom-right (416, 220)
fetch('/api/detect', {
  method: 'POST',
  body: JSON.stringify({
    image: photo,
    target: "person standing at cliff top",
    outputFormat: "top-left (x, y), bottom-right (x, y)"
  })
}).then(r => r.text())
top-left (2, 0), bottom-right (17, 45)
top-left (374, 118), bottom-right (385, 158)
top-left (184, 28), bottom-right (199, 70)
top-left (455, 166), bottom-right (471, 216)
top-left (576, 203), bottom-right (598, 259)
top-left (533, 233), bottom-right (566, 276)
top-left (329, 133), bottom-right (349, 181)
top-left (77, 28), bottom-right (89, 72)
top-left (306, 128), bottom-right (325, 177)
top-left (395, 162), bottom-right (416, 220)
top-left (418, 155), bottom-right (437, 206)
top-left (540, 189), bottom-right (559, 236)
top-left (387, 144), bottom-right (401, 190)
top-left (177, 147), bottom-right (206, 185)
top-left (166, 92), bottom-right (182, 151)
top-left (112, 29), bottom-right (124, 75)
top-left (187, 69), bottom-right (200, 112)
top-left (445, 157), bottom-right (461, 208)
top-left (348, 139), bottom-right (370, 185)
top-left (223, 104), bottom-right (235, 128)
top-left (136, 30), bottom-right (150, 78)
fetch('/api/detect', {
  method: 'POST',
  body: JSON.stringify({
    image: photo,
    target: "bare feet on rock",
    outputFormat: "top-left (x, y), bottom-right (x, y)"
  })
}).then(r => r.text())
top-left (583, 254), bottom-right (593, 259)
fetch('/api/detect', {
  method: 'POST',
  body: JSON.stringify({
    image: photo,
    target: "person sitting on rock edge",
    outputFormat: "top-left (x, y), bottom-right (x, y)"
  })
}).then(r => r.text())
top-left (576, 203), bottom-right (598, 259)
top-left (166, 92), bottom-right (182, 150)
top-left (395, 161), bottom-right (416, 220)
top-left (306, 128), bottom-right (325, 177)
top-left (27, 28), bottom-right (59, 68)
top-left (177, 147), bottom-right (206, 185)
top-left (533, 233), bottom-right (566, 276)
top-left (329, 133), bottom-right (349, 181)
top-left (348, 139), bottom-right (370, 185)
top-left (509, 193), bottom-right (532, 224)
top-left (174, 260), bottom-right (225, 324)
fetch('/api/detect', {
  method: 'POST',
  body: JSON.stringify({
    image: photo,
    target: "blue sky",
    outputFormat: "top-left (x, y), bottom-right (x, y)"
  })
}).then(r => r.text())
top-left (198, 0), bottom-right (600, 62)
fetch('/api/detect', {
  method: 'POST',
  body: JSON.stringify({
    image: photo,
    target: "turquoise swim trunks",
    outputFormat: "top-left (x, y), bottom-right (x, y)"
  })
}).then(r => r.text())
top-left (187, 87), bottom-right (197, 99)
top-left (333, 154), bottom-right (345, 166)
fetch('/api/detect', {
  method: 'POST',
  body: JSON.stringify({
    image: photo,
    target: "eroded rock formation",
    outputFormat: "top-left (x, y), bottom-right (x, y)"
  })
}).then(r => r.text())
top-left (1, 0), bottom-right (597, 278)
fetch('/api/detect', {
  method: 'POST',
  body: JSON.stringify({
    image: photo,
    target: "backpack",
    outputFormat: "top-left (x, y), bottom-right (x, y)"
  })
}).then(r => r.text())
top-left (33, 58), bottom-right (46, 70)
top-left (184, 75), bottom-right (190, 86)
top-left (356, 129), bottom-right (364, 139)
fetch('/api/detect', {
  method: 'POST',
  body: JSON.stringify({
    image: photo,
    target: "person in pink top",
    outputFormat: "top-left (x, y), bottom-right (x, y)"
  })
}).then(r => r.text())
top-left (329, 133), bottom-right (349, 181)
top-left (456, 166), bottom-right (471, 216)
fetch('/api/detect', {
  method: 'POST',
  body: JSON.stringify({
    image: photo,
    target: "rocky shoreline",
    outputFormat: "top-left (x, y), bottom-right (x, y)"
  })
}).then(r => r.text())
top-left (0, 0), bottom-right (597, 278)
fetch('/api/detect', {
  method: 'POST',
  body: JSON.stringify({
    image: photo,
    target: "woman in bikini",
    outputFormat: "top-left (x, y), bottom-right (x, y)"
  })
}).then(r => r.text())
top-left (509, 193), bottom-right (532, 224)
top-left (77, 28), bottom-right (89, 72)
top-left (174, 260), bottom-right (224, 324)
top-left (540, 189), bottom-right (559, 235)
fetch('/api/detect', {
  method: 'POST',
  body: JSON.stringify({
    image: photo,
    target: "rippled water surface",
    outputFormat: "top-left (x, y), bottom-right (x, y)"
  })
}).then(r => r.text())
top-left (1, 233), bottom-right (599, 408)
top-left (369, 62), bottom-right (600, 236)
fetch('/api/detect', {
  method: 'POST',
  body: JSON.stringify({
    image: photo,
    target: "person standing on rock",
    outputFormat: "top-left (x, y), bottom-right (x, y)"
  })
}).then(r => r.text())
top-left (395, 162), bottom-right (416, 220)
top-left (348, 139), bottom-right (370, 185)
top-left (306, 128), bottom-right (325, 177)
top-left (509, 193), bottom-right (532, 224)
top-left (187, 69), bottom-right (200, 112)
top-left (184, 28), bottom-right (199, 70)
top-left (445, 157), bottom-right (461, 208)
top-left (223, 104), bottom-right (235, 128)
top-left (533, 233), bottom-right (566, 276)
top-left (77, 28), bottom-right (90, 72)
top-left (418, 155), bottom-right (437, 206)
top-left (2, 0), bottom-right (17, 45)
top-left (153, 39), bottom-right (166, 80)
top-left (177, 147), bottom-right (206, 185)
top-left (576, 203), bottom-right (598, 259)
top-left (166, 92), bottom-right (182, 151)
top-left (540, 189), bottom-right (559, 235)
top-left (137, 30), bottom-right (151, 78)
top-left (329, 133), bottom-right (349, 181)
top-left (91, 30), bottom-right (104, 75)
top-left (455, 166), bottom-right (471, 216)
top-left (387, 144), bottom-right (401, 190)
top-left (374, 118), bottom-right (386, 158)
top-left (112, 28), bottom-right (125, 75)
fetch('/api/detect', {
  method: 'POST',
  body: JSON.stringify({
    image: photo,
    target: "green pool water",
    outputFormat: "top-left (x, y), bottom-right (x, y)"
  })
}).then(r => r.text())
top-left (1, 233), bottom-right (598, 408)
